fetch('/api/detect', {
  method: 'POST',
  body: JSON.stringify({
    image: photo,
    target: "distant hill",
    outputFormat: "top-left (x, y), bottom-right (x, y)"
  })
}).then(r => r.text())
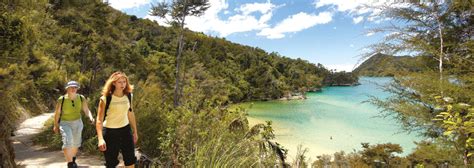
top-left (353, 53), bottom-right (436, 76)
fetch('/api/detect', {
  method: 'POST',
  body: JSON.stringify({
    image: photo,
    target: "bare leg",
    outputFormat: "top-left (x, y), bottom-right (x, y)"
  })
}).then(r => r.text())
top-left (70, 147), bottom-right (79, 158)
top-left (63, 148), bottom-right (73, 162)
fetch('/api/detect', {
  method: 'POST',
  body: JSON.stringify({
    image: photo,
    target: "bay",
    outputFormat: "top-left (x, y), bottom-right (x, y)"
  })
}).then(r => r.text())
top-left (243, 77), bottom-right (422, 159)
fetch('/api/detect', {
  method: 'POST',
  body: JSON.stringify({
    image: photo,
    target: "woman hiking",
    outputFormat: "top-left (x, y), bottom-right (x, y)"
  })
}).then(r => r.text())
top-left (53, 80), bottom-right (95, 168)
top-left (96, 71), bottom-right (138, 168)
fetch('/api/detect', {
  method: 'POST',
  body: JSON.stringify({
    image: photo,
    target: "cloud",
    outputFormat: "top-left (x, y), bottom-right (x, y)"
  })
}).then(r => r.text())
top-left (257, 12), bottom-right (332, 39)
top-left (313, 0), bottom-right (407, 24)
top-left (107, 0), bottom-right (150, 10)
top-left (145, 0), bottom-right (281, 37)
top-left (313, 0), bottom-right (389, 14)
top-left (239, 1), bottom-right (275, 15)
top-left (365, 32), bottom-right (374, 36)
top-left (144, 1), bottom-right (338, 39)
top-left (353, 16), bottom-right (363, 24)
top-left (314, 0), bottom-right (368, 13)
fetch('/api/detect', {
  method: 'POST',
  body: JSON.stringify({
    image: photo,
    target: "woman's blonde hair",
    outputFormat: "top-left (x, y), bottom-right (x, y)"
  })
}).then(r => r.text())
top-left (101, 71), bottom-right (134, 96)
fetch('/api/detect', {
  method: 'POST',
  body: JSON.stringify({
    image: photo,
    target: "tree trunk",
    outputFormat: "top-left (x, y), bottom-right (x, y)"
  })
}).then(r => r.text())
top-left (435, 3), bottom-right (444, 98)
top-left (173, 1), bottom-right (188, 107)
top-left (174, 28), bottom-right (184, 107)
top-left (438, 20), bottom-right (444, 82)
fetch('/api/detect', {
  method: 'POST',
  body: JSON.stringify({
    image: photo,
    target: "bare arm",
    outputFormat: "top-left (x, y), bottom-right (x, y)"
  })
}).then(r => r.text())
top-left (96, 98), bottom-right (106, 151)
top-left (53, 100), bottom-right (61, 133)
top-left (81, 96), bottom-right (95, 123)
top-left (128, 96), bottom-right (138, 144)
top-left (128, 111), bottom-right (138, 144)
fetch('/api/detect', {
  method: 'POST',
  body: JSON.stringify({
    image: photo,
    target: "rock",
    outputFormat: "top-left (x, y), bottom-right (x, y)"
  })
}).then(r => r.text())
top-left (308, 88), bottom-right (322, 92)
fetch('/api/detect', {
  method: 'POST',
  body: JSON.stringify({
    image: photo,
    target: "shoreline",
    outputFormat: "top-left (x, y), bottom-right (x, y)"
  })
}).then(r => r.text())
top-left (242, 78), bottom-right (420, 163)
top-left (246, 116), bottom-right (337, 162)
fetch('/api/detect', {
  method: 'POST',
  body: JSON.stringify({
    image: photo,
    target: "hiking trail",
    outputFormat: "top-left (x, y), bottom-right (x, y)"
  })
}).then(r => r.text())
top-left (12, 112), bottom-right (104, 168)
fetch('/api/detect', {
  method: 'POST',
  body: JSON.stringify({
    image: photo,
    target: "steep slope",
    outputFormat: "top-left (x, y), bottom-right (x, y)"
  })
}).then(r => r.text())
top-left (353, 53), bottom-right (436, 76)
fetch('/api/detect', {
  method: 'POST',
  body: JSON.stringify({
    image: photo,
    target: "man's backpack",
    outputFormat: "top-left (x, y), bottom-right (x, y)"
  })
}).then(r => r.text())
top-left (58, 94), bottom-right (83, 124)
top-left (103, 93), bottom-right (132, 122)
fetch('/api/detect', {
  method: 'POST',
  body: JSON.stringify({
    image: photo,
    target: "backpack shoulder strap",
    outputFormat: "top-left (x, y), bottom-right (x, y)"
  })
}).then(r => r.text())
top-left (58, 96), bottom-right (65, 124)
top-left (79, 94), bottom-right (83, 103)
top-left (103, 95), bottom-right (112, 122)
top-left (127, 93), bottom-right (132, 112)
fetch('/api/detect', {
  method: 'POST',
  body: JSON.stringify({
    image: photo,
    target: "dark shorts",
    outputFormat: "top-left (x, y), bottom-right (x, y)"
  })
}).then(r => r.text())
top-left (103, 124), bottom-right (136, 167)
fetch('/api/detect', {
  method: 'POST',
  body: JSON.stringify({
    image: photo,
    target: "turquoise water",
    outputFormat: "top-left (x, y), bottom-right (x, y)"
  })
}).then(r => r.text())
top-left (245, 77), bottom-right (421, 158)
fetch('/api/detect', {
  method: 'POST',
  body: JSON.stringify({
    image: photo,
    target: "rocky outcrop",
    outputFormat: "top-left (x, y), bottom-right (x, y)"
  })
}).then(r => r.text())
top-left (308, 88), bottom-right (322, 92)
top-left (279, 92), bottom-right (307, 101)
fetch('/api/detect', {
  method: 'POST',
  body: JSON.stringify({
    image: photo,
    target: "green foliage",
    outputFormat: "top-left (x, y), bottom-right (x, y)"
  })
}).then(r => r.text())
top-left (312, 143), bottom-right (409, 168)
top-left (0, 0), bottom-right (377, 166)
top-left (33, 118), bottom-right (62, 150)
top-left (312, 154), bottom-right (332, 168)
top-left (365, 0), bottom-right (474, 166)
top-left (33, 115), bottom-right (101, 155)
top-left (360, 142), bottom-right (403, 166)
top-left (129, 74), bottom-right (287, 166)
top-left (433, 95), bottom-right (474, 158)
top-left (0, 3), bottom-right (47, 165)
top-left (354, 53), bottom-right (436, 77)
top-left (188, 137), bottom-right (258, 167)
top-left (150, 0), bottom-right (210, 107)
top-left (150, 0), bottom-right (209, 24)
top-left (408, 140), bottom-right (460, 167)
top-left (323, 71), bottom-right (359, 86)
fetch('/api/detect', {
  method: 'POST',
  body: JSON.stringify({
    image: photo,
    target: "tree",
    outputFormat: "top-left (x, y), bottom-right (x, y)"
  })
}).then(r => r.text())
top-left (313, 154), bottom-right (331, 168)
top-left (433, 96), bottom-right (474, 166)
top-left (365, 0), bottom-right (473, 80)
top-left (365, 0), bottom-right (474, 166)
top-left (408, 140), bottom-right (459, 167)
top-left (0, 7), bottom-right (30, 168)
top-left (360, 143), bottom-right (403, 167)
top-left (150, 0), bottom-right (210, 107)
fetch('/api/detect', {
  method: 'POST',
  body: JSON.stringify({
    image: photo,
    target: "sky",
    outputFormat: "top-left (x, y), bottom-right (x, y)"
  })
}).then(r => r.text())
top-left (107, 0), bottom-right (396, 72)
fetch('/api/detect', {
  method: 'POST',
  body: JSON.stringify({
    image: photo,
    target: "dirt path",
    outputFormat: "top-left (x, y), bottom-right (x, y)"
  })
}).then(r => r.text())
top-left (12, 113), bottom-right (104, 168)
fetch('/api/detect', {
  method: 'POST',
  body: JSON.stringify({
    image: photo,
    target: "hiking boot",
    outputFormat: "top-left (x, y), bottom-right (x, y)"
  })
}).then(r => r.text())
top-left (67, 162), bottom-right (75, 168)
top-left (72, 157), bottom-right (78, 168)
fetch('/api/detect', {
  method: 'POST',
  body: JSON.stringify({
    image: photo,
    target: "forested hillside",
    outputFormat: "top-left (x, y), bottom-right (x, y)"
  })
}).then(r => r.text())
top-left (1, 0), bottom-right (336, 105)
top-left (3, 0), bottom-right (471, 167)
top-left (353, 53), bottom-right (437, 76)
top-left (363, 0), bottom-right (474, 167)
top-left (0, 0), bottom-right (340, 166)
